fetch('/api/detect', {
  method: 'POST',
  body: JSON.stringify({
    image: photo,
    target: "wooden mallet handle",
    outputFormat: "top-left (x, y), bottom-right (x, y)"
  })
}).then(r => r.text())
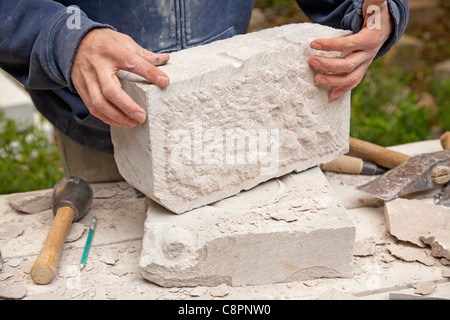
top-left (31, 206), bottom-right (75, 285)
top-left (348, 137), bottom-right (411, 169)
top-left (441, 132), bottom-right (450, 149)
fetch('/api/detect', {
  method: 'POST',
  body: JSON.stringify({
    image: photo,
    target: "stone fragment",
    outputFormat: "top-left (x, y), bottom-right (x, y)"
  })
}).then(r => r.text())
top-left (421, 235), bottom-right (450, 260)
top-left (0, 284), bottom-right (27, 299)
top-left (99, 250), bottom-right (119, 266)
top-left (441, 258), bottom-right (450, 266)
top-left (0, 223), bottom-right (24, 240)
top-left (387, 243), bottom-right (435, 266)
top-left (139, 167), bottom-right (355, 287)
top-left (353, 240), bottom-right (376, 257)
top-left (190, 286), bottom-right (208, 297)
top-left (66, 223), bottom-right (85, 243)
top-left (413, 281), bottom-right (436, 296)
top-left (7, 258), bottom-right (22, 268)
top-left (111, 23), bottom-right (352, 214)
top-left (210, 283), bottom-right (230, 298)
top-left (442, 268), bottom-right (450, 278)
top-left (384, 199), bottom-right (450, 248)
top-left (0, 273), bottom-right (13, 281)
top-left (110, 267), bottom-right (128, 277)
top-left (7, 189), bottom-right (52, 214)
top-left (269, 210), bottom-right (298, 222)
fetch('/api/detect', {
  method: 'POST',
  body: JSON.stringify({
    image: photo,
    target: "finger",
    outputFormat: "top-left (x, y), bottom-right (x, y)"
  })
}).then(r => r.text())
top-left (311, 28), bottom-right (381, 53)
top-left (116, 47), bottom-right (170, 87)
top-left (85, 76), bottom-right (138, 127)
top-left (91, 109), bottom-right (127, 128)
top-left (75, 80), bottom-right (126, 127)
top-left (315, 62), bottom-right (369, 88)
top-left (118, 33), bottom-right (169, 66)
top-left (329, 83), bottom-right (358, 100)
top-left (136, 48), bottom-right (170, 66)
top-left (308, 50), bottom-right (370, 74)
top-left (96, 71), bottom-right (148, 124)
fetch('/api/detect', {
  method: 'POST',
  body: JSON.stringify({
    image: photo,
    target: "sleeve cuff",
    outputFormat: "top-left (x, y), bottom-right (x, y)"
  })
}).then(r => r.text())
top-left (375, 0), bottom-right (409, 59)
top-left (50, 8), bottom-right (116, 92)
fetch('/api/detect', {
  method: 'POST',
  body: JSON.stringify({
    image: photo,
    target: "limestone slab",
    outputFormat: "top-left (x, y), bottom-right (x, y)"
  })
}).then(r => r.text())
top-left (139, 167), bottom-right (355, 287)
top-left (111, 23), bottom-right (352, 214)
top-left (385, 198), bottom-right (450, 259)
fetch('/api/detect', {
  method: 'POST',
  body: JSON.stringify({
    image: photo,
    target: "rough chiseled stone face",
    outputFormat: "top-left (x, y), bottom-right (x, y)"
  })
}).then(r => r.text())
top-left (111, 23), bottom-right (352, 214)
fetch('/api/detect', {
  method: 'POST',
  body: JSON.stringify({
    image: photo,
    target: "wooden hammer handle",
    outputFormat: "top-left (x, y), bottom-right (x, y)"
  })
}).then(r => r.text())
top-left (348, 137), bottom-right (411, 169)
top-left (31, 206), bottom-right (75, 285)
top-left (441, 132), bottom-right (450, 149)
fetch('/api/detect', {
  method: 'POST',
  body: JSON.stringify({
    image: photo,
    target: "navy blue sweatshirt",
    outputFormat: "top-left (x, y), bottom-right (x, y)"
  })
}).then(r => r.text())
top-left (0, 0), bottom-right (409, 154)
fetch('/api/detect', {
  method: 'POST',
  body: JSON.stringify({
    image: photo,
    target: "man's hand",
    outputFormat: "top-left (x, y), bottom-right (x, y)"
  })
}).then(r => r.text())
top-left (71, 28), bottom-right (170, 127)
top-left (308, 0), bottom-right (393, 100)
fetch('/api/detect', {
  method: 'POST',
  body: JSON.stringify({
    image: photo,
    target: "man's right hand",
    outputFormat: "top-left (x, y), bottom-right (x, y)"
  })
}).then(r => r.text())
top-left (71, 28), bottom-right (170, 127)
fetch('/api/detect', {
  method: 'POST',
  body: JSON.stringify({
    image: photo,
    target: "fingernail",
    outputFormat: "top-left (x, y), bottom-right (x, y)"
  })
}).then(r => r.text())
top-left (330, 90), bottom-right (341, 100)
top-left (134, 112), bottom-right (146, 123)
top-left (156, 75), bottom-right (169, 87)
top-left (311, 42), bottom-right (323, 50)
top-left (126, 119), bottom-right (137, 127)
top-left (316, 76), bottom-right (328, 85)
top-left (310, 58), bottom-right (321, 67)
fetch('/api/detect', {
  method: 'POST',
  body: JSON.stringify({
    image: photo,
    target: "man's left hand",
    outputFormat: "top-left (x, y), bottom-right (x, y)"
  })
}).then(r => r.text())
top-left (308, 0), bottom-right (394, 100)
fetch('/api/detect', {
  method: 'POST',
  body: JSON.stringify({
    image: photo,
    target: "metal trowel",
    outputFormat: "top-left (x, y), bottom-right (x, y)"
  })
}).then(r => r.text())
top-left (435, 183), bottom-right (450, 207)
top-left (357, 150), bottom-right (450, 201)
top-left (355, 132), bottom-right (450, 206)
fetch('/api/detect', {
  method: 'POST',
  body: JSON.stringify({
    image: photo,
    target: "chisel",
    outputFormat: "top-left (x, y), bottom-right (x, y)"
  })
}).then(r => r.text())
top-left (321, 155), bottom-right (387, 175)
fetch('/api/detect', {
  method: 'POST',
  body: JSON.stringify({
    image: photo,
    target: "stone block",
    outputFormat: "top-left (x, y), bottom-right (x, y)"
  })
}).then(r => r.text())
top-left (139, 167), bottom-right (355, 287)
top-left (111, 23), bottom-right (352, 214)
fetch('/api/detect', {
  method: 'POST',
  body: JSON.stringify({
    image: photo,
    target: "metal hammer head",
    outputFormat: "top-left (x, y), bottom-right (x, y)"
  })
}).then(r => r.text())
top-left (52, 177), bottom-right (94, 222)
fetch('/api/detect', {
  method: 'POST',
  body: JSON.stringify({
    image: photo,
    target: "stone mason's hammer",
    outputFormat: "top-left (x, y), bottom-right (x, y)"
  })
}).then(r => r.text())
top-left (31, 177), bottom-right (93, 285)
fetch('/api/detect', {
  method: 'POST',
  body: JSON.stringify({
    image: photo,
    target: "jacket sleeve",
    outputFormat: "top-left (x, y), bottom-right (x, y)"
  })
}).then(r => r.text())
top-left (296, 0), bottom-right (410, 59)
top-left (0, 0), bottom-right (113, 91)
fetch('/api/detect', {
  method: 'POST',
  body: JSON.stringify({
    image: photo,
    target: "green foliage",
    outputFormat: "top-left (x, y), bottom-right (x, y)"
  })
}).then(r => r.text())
top-left (432, 79), bottom-right (450, 131)
top-left (0, 112), bottom-right (63, 194)
top-left (350, 61), bottom-right (434, 146)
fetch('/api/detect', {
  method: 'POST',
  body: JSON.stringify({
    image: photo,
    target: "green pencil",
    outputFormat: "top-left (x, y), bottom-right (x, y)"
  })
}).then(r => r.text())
top-left (80, 216), bottom-right (97, 270)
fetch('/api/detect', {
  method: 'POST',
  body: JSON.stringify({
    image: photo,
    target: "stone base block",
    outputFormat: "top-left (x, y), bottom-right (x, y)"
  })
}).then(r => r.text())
top-left (139, 167), bottom-right (355, 287)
